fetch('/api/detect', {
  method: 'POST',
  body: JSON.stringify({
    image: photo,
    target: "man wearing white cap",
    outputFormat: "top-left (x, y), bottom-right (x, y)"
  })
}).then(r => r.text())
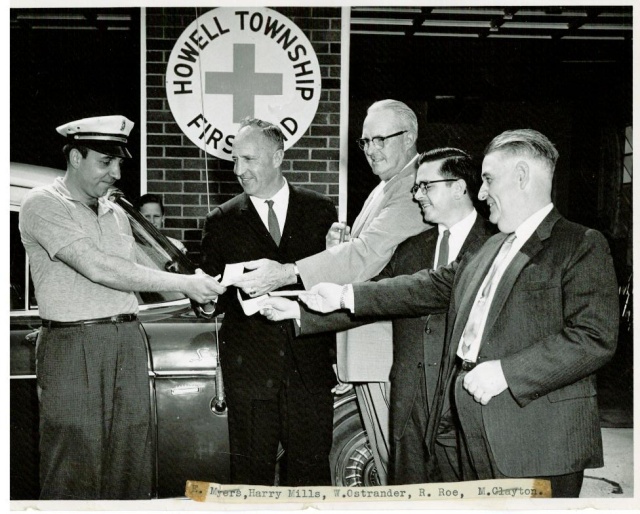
top-left (19, 115), bottom-right (226, 500)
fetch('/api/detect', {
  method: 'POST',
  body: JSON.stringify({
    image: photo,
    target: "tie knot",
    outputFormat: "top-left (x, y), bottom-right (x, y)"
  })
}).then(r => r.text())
top-left (442, 229), bottom-right (450, 240)
top-left (265, 200), bottom-right (274, 209)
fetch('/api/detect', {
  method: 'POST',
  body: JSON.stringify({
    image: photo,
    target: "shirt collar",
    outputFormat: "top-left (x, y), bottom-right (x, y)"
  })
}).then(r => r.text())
top-left (51, 177), bottom-right (113, 214)
top-left (441, 209), bottom-right (477, 237)
top-left (248, 178), bottom-right (289, 208)
top-left (513, 202), bottom-right (554, 242)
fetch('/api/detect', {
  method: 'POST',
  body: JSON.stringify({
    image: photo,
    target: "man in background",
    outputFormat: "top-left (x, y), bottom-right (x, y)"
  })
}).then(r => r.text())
top-left (135, 193), bottom-right (188, 254)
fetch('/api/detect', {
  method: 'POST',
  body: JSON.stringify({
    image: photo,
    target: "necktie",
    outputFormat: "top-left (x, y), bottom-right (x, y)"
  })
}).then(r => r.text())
top-left (436, 229), bottom-right (450, 268)
top-left (461, 233), bottom-right (516, 357)
top-left (265, 200), bottom-right (281, 245)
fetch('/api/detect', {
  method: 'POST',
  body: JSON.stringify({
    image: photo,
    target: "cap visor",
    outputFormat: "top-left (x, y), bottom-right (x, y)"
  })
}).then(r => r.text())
top-left (83, 141), bottom-right (132, 159)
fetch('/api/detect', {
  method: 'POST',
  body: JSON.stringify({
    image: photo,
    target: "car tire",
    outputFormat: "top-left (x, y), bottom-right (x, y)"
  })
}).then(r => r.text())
top-left (330, 391), bottom-right (381, 487)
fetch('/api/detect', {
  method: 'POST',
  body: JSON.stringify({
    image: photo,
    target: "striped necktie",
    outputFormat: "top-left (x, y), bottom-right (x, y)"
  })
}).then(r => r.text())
top-left (461, 233), bottom-right (516, 357)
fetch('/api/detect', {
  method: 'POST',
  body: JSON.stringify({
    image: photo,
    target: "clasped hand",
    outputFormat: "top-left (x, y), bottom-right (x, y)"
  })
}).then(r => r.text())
top-left (462, 360), bottom-right (508, 405)
top-left (188, 269), bottom-right (226, 304)
top-left (326, 222), bottom-right (350, 249)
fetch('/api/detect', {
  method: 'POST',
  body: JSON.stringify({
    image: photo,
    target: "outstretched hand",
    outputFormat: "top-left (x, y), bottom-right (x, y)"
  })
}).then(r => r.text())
top-left (229, 259), bottom-right (296, 297)
top-left (258, 296), bottom-right (301, 321)
top-left (298, 283), bottom-right (344, 313)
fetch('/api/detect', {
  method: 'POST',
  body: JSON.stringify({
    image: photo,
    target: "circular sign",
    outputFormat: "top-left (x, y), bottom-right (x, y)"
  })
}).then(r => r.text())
top-left (166, 7), bottom-right (322, 160)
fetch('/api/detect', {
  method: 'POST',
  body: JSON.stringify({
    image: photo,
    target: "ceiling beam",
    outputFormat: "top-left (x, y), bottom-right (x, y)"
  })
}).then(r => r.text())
top-left (405, 7), bottom-right (433, 37)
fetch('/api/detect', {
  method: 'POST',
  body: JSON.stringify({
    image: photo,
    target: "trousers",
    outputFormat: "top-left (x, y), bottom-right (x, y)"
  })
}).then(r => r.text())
top-left (454, 370), bottom-right (585, 498)
top-left (37, 321), bottom-right (154, 500)
top-left (225, 363), bottom-right (334, 486)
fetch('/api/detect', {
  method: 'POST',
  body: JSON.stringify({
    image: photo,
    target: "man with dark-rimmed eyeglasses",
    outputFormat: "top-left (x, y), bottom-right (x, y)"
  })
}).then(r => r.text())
top-left (260, 148), bottom-right (496, 484)
top-left (230, 99), bottom-right (430, 483)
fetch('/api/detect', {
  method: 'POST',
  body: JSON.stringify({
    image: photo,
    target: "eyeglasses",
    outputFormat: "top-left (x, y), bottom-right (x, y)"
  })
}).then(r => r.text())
top-left (411, 179), bottom-right (458, 195)
top-left (356, 130), bottom-right (407, 151)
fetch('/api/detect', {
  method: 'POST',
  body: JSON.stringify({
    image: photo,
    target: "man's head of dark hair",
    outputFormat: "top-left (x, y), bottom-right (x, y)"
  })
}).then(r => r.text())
top-left (135, 193), bottom-right (165, 215)
top-left (418, 147), bottom-right (479, 198)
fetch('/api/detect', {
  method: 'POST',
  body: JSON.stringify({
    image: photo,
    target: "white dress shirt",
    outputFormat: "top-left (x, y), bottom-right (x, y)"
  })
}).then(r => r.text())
top-left (249, 180), bottom-right (290, 233)
top-left (433, 209), bottom-right (478, 268)
top-left (456, 202), bottom-right (554, 361)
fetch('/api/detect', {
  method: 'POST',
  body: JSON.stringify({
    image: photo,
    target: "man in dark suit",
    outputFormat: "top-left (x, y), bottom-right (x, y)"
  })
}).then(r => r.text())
top-left (200, 118), bottom-right (337, 486)
top-left (261, 147), bottom-right (495, 484)
top-left (286, 129), bottom-right (619, 497)
top-left (370, 148), bottom-right (494, 484)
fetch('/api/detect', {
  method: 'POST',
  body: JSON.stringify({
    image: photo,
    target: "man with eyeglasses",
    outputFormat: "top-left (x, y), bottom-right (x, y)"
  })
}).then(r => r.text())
top-left (260, 148), bottom-right (495, 484)
top-left (232, 99), bottom-right (427, 291)
top-left (230, 100), bottom-right (429, 482)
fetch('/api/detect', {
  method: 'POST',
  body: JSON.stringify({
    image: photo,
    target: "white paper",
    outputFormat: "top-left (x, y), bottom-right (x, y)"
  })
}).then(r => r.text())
top-left (222, 262), bottom-right (246, 286)
top-left (237, 289), bottom-right (268, 316)
top-left (268, 290), bottom-right (303, 297)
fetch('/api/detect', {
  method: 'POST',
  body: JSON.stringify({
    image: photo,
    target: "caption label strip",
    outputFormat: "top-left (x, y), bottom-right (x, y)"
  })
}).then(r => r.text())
top-left (186, 479), bottom-right (551, 503)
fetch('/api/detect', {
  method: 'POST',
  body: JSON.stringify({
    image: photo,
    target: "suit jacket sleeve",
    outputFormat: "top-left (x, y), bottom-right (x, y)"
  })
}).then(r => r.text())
top-left (501, 228), bottom-right (619, 406)
top-left (296, 177), bottom-right (428, 287)
top-left (353, 262), bottom-right (457, 318)
top-left (200, 206), bottom-right (232, 315)
top-left (299, 227), bottom-right (426, 336)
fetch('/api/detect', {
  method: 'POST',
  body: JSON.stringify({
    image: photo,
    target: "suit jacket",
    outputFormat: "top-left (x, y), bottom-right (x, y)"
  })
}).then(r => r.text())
top-left (352, 208), bottom-right (619, 477)
top-left (200, 185), bottom-right (337, 400)
top-left (296, 157), bottom-right (428, 286)
top-left (300, 215), bottom-right (495, 444)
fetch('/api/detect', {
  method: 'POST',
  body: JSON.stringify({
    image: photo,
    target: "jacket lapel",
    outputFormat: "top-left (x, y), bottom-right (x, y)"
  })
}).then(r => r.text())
top-left (239, 193), bottom-right (274, 245)
top-left (352, 155), bottom-right (418, 236)
top-left (279, 185), bottom-right (302, 252)
top-left (422, 228), bottom-right (438, 269)
top-left (479, 209), bottom-right (560, 346)
top-left (459, 215), bottom-right (486, 255)
top-left (351, 187), bottom-right (381, 236)
top-left (449, 234), bottom-right (504, 346)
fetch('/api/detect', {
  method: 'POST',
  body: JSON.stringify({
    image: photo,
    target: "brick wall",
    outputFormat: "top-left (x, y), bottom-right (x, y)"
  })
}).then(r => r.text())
top-left (146, 7), bottom-right (342, 261)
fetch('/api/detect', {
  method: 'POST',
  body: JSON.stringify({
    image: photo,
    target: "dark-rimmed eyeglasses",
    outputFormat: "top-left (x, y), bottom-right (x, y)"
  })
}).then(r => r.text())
top-left (356, 130), bottom-right (407, 151)
top-left (411, 179), bottom-right (458, 195)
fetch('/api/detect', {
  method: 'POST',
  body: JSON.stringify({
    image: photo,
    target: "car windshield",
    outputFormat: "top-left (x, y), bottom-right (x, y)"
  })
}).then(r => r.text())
top-left (10, 178), bottom-right (194, 311)
top-left (115, 195), bottom-right (192, 305)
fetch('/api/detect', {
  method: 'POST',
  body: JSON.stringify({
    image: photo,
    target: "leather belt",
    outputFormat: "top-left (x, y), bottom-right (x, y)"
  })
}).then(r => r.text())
top-left (41, 313), bottom-right (138, 329)
top-left (458, 358), bottom-right (477, 371)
